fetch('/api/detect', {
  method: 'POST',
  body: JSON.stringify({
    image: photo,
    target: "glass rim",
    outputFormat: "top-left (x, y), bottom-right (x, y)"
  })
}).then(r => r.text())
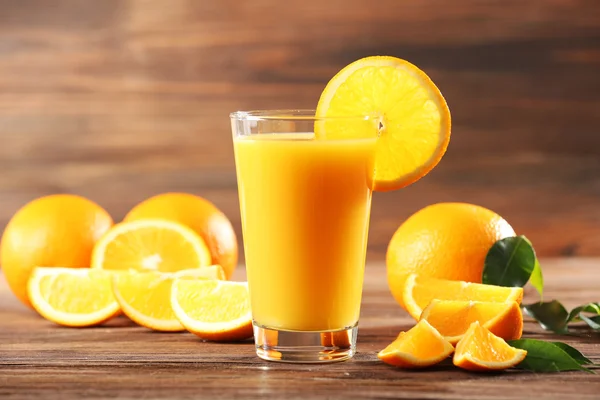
top-left (229, 109), bottom-right (377, 122)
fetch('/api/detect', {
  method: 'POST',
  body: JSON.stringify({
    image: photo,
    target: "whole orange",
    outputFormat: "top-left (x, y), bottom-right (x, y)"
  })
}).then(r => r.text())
top-left (386, 203), bottom-right (515, 309)
top-left (124, 193), bottom-right (238, 279)
top-left (1, 194), bottom-right (114, 307)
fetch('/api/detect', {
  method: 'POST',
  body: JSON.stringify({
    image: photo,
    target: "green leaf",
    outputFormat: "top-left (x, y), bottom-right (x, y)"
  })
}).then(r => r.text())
top-left (523, 300), bottom-right (569, 334)
top-left (509, 339), bottom-right (593, 373)
top-left (567, 302), bottom-right (600, 323)
top-left (552, 342), bottom-right (594, 365)
top-left (527, 301), bottom-right (600, 333)
top-left (529, 258), bottom-right (544, 298)
top-left (483, 236), bottom-right (536, 288)
top-left (581, 314), bottom-right (600, 330)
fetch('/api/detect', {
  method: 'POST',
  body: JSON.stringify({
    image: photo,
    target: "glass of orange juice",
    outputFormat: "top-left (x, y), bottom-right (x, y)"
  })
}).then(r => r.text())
top-left (231, 110), bottom-right (377, 363)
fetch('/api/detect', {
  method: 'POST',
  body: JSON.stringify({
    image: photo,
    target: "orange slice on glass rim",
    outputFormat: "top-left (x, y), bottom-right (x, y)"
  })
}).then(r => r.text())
top-left (316, 56), bottom-right (451, 191)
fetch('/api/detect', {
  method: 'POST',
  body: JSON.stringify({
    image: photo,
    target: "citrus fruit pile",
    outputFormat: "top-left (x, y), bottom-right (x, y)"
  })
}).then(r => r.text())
top-left (1, 193), bottom-right (251, 341)
top-left (0, 55), bottom-right (533, 372)
top-left (378, 272), bottom-right (527, 371)
top-left (378, 319), bottom-right (527, 371)
top-left (378, 203), bottom-right (528, 371)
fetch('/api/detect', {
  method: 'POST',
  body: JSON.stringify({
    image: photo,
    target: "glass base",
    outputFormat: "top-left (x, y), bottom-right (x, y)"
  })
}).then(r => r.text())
top-left (253, 322), bottom-right (358, 363)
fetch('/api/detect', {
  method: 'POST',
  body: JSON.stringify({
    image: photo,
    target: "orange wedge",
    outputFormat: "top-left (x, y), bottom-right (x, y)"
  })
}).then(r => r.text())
top-left (378, 320), bottom-right (454, 368)
top-left (27, 267), bottom-right (120, 327)
top-left (454, 321), bottom-right (527, 371)
top-left (112, 266), bottom-right (225, 331)
top-left (420, 300), bottom-right (523, 344)
top-left (316, 56), bottom-right (451, 191)
top-left (91, 219), bottom-right (212, 272)
top-left (171, 279), bottom-right (253, 341)
top-left (403, 274), bottom-right (524, 320)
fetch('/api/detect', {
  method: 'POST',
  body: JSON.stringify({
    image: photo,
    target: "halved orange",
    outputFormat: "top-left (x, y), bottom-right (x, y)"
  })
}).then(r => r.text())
top-left (91, 219), bottom-right (212, 272)
top-left (112, 266), bottom-right (225, 331)
top-left (124, 193), bottom-right (238, 279)
top-left (27, 267), bottom-right (120, 327)
top-left (378, 320), bottom-right (454, 368)
top-left (171, 279), bottom-right (253, 342)
top-left (403, 273), bottom-right (524, 320)
top-left (316, 56), bottom-right (451, 191)
top-left (420, 300), bottom-right (523, 344)
top-left (454, 321), bottom-right (527, 371)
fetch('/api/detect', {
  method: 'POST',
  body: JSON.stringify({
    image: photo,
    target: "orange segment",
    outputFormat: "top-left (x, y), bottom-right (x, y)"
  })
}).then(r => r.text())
top-left (420, 300), bottom-right (523, 344)
top-left (91, 219), bottom-right (212, 272)
top-left (315, 56), bottom-right (451, 192)
top-left (403, 274), bottom-right (524, 320)
top-left (112, 266), bottom-right (225, 331)
top-left (454, 321), bottom-right (527, 371)
top-left (27, 267), bottom-right (120, 327)
top-left (378, 320), bottom-right (454, 368)
top-left (171, 279), bottom-right (253, 342)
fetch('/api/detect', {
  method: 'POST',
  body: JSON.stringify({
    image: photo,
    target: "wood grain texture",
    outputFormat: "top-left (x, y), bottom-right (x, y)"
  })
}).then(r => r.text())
top-left (0, 0), bottom-right (599, 260)
top-left (0, 259), bottom-right (599, 399)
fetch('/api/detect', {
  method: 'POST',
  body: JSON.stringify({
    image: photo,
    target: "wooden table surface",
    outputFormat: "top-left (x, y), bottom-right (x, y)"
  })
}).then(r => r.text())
top-left (1, 259), bottom-right (598, 399)
top-left (1, 0), bottom-right (599, 261)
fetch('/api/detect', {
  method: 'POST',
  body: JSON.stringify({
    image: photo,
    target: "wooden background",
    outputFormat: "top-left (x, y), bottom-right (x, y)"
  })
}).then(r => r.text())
top-left (0, 0), bottom-right (599, 261)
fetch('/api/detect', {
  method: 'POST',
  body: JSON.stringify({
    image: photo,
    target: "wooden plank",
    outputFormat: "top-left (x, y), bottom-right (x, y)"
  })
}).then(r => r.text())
top-left (0, 0), bottom-right (599, 259)
top-left (0, 259), bottom-right (599, 399)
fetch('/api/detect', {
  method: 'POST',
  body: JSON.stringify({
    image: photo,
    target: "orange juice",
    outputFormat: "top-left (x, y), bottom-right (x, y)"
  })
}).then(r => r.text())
top-left (234, 133), bottom-right (375, 331)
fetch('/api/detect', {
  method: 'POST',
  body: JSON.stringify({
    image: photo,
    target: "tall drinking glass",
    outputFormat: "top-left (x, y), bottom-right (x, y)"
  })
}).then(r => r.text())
top-left (231, 110), bottom-right (377, 363)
